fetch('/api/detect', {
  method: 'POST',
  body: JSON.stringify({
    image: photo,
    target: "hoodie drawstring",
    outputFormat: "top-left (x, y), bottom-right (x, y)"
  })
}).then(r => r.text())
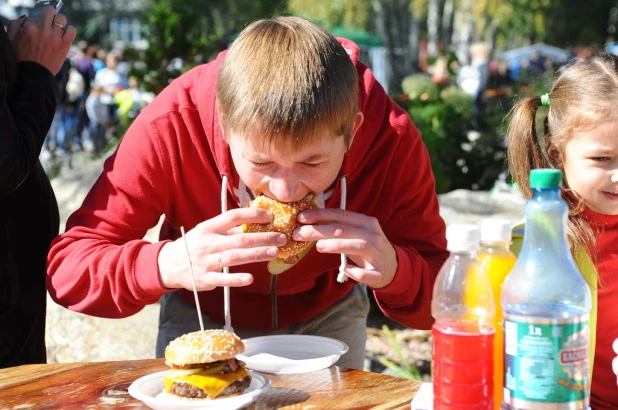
top-left (219, 174), bottom-right (349, 330)
top-left (337, 176), bottom-right (349, 283)
top-left (271, 275), bottom-right (278, 329)
top-left (220, 175), bottom-right (233, 332)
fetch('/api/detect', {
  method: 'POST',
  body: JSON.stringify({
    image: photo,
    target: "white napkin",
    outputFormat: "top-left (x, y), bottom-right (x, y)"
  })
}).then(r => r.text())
top-left (246, 353), bottom-right (298, 365)
top-left (238, 353), bottom-right (339, 375)
top-left (410, 382), bottom-right (433, 410)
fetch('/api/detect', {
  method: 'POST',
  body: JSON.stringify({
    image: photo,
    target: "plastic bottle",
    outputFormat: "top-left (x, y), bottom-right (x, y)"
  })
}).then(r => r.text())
top-left (501, 169), bottom-right (592, 409)
top-left (432, 224), bottom-right (495, 410)
top-left (464, 220), bottom-right (517, 410)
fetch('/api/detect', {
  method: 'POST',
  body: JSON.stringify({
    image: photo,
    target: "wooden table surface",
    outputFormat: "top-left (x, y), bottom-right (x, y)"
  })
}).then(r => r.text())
top-left (0, 359), bottom-right (422, 409)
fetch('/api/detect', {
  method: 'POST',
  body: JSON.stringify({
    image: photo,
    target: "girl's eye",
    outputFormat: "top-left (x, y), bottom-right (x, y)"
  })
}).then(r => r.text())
top-left (305, 162), bottom-right (324, 168)
top-left (591, 157), bottom-right (610, 162)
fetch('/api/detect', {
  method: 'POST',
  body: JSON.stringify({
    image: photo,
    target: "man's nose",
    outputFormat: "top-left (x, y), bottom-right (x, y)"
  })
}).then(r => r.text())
top-left (268, 178), bottom-right (302, 203)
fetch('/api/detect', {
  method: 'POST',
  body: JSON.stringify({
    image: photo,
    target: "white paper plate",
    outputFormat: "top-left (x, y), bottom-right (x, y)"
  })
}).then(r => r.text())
top-left (128, 370), bottom-right (270, 410)
top-left (237, 335), bottom-right (349, 375)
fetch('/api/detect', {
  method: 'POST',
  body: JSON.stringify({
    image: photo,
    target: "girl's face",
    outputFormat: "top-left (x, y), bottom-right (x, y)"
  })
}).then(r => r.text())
top-left (562, 122), bottom-right (618, 215)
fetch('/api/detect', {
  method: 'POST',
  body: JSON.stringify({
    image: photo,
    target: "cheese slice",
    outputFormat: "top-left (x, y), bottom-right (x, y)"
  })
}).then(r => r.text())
top-left (163, 367), bottom-right (250, 398)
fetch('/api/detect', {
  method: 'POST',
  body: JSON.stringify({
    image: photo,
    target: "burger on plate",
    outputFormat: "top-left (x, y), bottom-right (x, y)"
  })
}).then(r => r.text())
top-left (161, 329), bottom-right (251, 400)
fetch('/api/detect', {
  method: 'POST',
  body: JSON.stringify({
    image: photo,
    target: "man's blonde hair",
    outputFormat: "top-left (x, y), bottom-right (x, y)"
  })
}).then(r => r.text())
top-left (216, 16), bottom-right (359, 149)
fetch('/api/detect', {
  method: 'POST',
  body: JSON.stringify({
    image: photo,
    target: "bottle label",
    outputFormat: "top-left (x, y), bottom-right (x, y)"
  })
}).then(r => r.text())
top-left (503, 315), bottom-right (589, 407)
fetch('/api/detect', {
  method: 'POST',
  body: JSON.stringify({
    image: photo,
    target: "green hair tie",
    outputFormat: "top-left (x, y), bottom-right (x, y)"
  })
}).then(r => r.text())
top-left (541, 93), bottom-right (551, 106)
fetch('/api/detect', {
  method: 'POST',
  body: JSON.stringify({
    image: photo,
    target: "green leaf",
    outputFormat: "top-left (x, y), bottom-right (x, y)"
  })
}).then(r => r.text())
top-left (378, 358), bottom-right (417, 379)
top-left (381, 325), bottom-right (423, 381)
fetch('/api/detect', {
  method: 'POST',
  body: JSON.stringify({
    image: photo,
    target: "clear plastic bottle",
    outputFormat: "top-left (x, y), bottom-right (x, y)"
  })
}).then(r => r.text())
top-left (501, 169), bottom-right (592, 409)
top-left (432, 224), bottom-right (495, 410)
top-left (464, 220), bottom-right (517, 410)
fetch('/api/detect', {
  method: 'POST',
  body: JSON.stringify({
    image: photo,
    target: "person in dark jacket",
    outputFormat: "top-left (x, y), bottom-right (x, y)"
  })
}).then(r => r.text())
top-left (0, 6), bottom-right (76, 368)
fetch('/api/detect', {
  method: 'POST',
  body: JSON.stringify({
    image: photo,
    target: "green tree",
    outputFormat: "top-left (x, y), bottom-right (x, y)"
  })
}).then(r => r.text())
top-left (450, 0), bottom-right (561, 62)
top-left (60, 0), bottom-right (136, 46)
top-left (288, 0), bottom-right (371, 30)
top-left (545, 0), bottom-right (615, 48)
top-left (132, 0), bottom-right (285, 94)
top-left (127, 0), bottom-right (212, 94)
top-left (493, 0), bottom-right (556, 49)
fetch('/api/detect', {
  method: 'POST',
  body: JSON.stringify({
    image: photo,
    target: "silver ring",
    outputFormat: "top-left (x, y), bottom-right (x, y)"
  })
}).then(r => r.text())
top-left (217, 252), bottom-right (225, 270)
top-left (52, 22), bottom-right (65, 30)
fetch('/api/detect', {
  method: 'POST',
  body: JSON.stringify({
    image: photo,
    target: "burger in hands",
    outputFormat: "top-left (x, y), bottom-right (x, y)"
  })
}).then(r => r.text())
top-left (161, 330), bottom-right (251, 400)
top-left (243, 194), bottom-right (318, 264)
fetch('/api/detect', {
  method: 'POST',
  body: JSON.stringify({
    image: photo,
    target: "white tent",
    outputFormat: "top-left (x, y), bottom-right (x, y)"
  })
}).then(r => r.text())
top-left (500, 43), bottom-right (571, 63)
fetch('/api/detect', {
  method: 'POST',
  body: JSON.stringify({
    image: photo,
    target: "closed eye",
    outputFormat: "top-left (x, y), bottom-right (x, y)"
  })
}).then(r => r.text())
top-left (250, 161), bottom-right (271, 167)
top-left (591, 157), bottom-right (610, 162)
top-left (304, 162), bottom-right (324, 168)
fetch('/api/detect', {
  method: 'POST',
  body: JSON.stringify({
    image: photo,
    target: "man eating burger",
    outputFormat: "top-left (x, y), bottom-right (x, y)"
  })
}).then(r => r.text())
top-left (46, 16), bottom-right (448, 370)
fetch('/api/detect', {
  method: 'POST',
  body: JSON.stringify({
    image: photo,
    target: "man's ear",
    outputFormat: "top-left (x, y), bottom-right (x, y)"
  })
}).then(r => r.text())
top-left (216, 102), bottom-right (226, 138)
top-left (348, 112), bottom-right (364, 149)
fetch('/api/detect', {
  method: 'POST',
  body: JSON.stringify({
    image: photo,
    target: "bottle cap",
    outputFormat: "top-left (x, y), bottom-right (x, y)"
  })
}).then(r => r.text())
top-left (530, 169), bottom-right (562, 189)
top-left (480, 219), bottom-right (513, 243)
top-left (446, 224), bottom-right (480, 252)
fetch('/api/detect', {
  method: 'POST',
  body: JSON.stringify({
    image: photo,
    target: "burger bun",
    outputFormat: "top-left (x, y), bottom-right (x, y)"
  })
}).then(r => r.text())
top-left (243, 195), bottom-right (318, 259)
top-left (164, 330), bottom-right (245, 367)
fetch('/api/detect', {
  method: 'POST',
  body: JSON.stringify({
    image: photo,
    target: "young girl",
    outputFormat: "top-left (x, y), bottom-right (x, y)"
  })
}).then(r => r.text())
top-left (507, 53), bottom-right (618, 409)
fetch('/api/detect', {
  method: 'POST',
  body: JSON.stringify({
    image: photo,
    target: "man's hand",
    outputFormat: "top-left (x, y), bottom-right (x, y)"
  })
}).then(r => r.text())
top-left (292, 208), bottom-right (398, 288)
top-left (157, 208), bottom-right (287, 291)
top-left (8, 6), bottom-right (76, 75)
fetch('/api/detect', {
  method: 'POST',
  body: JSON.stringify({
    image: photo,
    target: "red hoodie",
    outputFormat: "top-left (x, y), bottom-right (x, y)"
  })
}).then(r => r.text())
top-left (585, 210), bottom-right (618, 409)
top-left (47, 39), bottom-right (448, 330)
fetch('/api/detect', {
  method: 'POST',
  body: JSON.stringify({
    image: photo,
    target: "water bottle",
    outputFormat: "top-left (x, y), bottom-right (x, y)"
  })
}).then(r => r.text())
top-left (502, 169), bottom-right (592, 409)
top-left (432, 224), bottom-right (495, 410)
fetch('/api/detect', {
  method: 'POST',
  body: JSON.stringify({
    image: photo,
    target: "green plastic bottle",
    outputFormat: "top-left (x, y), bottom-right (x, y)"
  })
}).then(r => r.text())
top-left (501, 169), bottom-right (592, 409)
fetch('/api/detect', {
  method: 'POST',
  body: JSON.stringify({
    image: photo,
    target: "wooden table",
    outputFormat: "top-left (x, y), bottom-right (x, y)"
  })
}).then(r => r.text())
top-left (0, 359), bottom-right (421, 409)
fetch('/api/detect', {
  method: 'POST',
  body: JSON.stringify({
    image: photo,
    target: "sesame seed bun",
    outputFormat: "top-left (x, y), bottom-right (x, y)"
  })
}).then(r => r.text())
top-left (243, 195), bottom-right (318, 259)
top-left (164, 330), bottom-right (245, 367)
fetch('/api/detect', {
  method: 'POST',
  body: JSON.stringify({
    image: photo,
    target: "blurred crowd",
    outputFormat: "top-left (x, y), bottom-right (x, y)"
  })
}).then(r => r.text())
top-left (43, 41), bottom-right (154, 164)
top-left (427, 42), bottom-right (598, 133)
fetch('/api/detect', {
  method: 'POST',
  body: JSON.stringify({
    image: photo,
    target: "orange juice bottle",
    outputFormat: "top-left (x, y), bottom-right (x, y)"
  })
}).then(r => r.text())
top-left (473, 220), bottom-right (516, 410)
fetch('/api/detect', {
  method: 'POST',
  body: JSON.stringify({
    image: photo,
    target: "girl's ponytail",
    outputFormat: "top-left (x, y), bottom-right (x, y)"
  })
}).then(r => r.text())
top-left (506, 96), bottom-right (552, 198)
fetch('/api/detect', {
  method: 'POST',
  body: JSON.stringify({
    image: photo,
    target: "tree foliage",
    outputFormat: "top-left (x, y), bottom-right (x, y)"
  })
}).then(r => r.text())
top-left (288, 0), bottom-right (371, 30)
top-left (545, 0), bottom-right (615, 47)
top-left (59, 0), bottom-right (133, 46)
top-left (127, 0), bottom-right (614, 94)
top-left (131, 0), bottom-right (285, 93)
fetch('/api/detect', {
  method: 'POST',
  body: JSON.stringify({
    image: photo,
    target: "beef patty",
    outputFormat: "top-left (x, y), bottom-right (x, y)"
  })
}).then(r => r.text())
top-left (170, 375), bottom-right (251, 399)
